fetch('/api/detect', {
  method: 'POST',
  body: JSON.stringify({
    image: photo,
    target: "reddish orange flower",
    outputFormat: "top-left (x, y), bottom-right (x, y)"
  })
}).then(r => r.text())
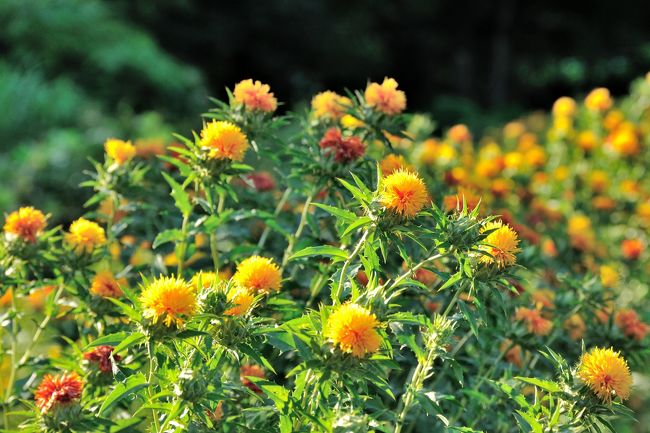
top-left (621, 239), bottom-right (643, 260)
top-left (240, 364), bottom-right (265, 393)
top-left (34, 372), bottom-right (84, 414)
top-left (615, 309), bottom-right (649, 341)
top-left (319, 128), bottom-right (366, 163)
top-left (83, 345), bottom-right (122, 373)
top-left (245, 171), bottom-right (276, 192)
top-left (515, 307), bottom-right (553, 336)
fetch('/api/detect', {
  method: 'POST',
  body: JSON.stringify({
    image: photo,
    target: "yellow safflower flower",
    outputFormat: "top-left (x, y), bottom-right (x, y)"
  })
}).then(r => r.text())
top-left (232, 256), bottom-right (282, 294)
top-left (139, 276), bottom-right (197, 327)
top-left (3, 207), bottom-right (47, 243)
top-left (105, 138), bottom-right (136, 165)
top-left (479, 220), bottom-right (520, 268)
top-left (311, 91), bottom-right (352, 120)
top-left (65, 218), bottom-right (106, 254)
top-left (380, 170), bottom-right (429, 218)
top-left (325, 303), bottom-right (381, 358)
top-left (577, 347), bottom-right (632, 403)
top-left (200, 120), bottom-right (250, 161)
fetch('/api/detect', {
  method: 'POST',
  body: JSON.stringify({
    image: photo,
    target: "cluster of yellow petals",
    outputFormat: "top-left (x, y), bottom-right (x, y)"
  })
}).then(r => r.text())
top-left (233, 79), bottom-right (277, 113)
top-left (65, 218), bottom-right (106, 254)
top-left (3, 207), bottom-right (47, 243)
top-left (380, 169), bottom-right (429, 218)
top-left (577, 347), bottom-right (632, 402)
top-left (232, 256), bottom-right (282, 294)
top-left (585, 87), bottom-right (613, 112)
top-left (478, 220), bottom-right (521, 268)
top-left (224, 287), bottom-right (255, 316)
top-left (105, 138), bottom-right (136, 165)
top-left (364, 77), bottom-right (406, 115)
top-left (311, 91), bottom-right (352, 120)
top-left (139, 276), bottom-right (197, 327)
top-left (200, 120), bottom-right (250, 161)
top-left (325, 303), bottom-right (381, 358)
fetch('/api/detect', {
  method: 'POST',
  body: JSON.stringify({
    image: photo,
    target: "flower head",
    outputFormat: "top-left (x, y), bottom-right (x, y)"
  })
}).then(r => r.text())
top-left (448, 124), bottom-right (472, 143)
top-left (380, 154), bottom-right (410, 175)
top-left (3, 207), bottom-right (47, 243)
top-left (479, 220), bottom-right (521, 268)
top-left (585, 87), bottom-right (613, 112)
top-left (104, 138), bottom-right (136, 165)
top-left (200, 120), bottom-right (249, 161)
top-left (233, 79), bottom-right (277, 113)
top-left (564, 313), bottom-right (586, 340)
top-left (232, 256), bottom-right (282, 294)
top-left (139, 276), bottom-right (197, 327)
top-left (34, 372), bottom-right (84, 414)
top-left (364, 77), bottom-right (406, 115)
top-left (621, 239), bottom-right (643, 260)
top-left (312, 91), bottom-right (352, 120)
top-left (615, 309), bottom-right (649, 341)
top-left (380, 170), bottom-right (429, 218)
top-left (224, 287), bottom-right (255, 316)
top-left (552, 97), bottom-right (577, 117)
top-left (577, 347), bottom-right (632, 402)
top-left (325, 303), bottom-right (381, 358)
top-left (515, 307), bottom-right (553, 336)
top-left (65, 218), bottom-right (106, 254)
top-left (83, 345), bottom-right (121, 373)
top-left (319, 128), bottom-right (366, 163)
top-left (240, 364), bottom-right (265, 393)
top-left (90, 271), bottom-right (124, 298)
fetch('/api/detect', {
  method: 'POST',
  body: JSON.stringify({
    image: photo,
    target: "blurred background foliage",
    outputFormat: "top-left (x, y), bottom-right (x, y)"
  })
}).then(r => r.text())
top-left (2, 0), bottom-right (650, 220)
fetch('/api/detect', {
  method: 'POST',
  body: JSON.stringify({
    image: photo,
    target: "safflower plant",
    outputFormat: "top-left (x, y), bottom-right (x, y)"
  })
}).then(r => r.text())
top-left (1, 75), bottom-right (649, 433)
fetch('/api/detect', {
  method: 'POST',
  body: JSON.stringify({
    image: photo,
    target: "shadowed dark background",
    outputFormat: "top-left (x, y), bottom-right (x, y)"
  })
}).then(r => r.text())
top-left (2, 0), bottom-right (650, 217)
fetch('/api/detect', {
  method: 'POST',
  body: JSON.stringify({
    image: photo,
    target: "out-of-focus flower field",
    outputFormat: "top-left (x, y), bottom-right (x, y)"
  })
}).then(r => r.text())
top-left (1, 73), bottom-right (649, 433)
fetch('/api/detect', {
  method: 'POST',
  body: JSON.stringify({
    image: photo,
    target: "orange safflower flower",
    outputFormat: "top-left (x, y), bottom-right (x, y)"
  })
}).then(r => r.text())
top-left (233, 79), bottom-right (277, 113)
top-left (3, 207), bottom-right (47, 243)
top-left (364, 77), bottom-right (406, 115)
top-left (448, 124), bottom-right (472, 143)
top-left (34, 372), bottom-right (84, 414)
top-left (224, 287), bottom-right (255, 316)
top-left (90, 271), bottom-right (125, 298)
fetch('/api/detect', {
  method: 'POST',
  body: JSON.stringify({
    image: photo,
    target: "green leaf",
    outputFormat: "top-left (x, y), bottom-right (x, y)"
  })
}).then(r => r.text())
top-left (152, 229), bottom-right (183, 249)
top-left (312, 203), bottom-right (357, 222)
top-left (84, 332), bottom-right (129, 350)
top-left (99, 373), bottom-right (149, 415)
top-left (114, 332), bottom-right (146, 353)
top-left (289, 245), bottom-right (348, 261)
top-left (161, 172), bottom-right (192, 217)
top-left (515, 377), bottom-right (562, 393)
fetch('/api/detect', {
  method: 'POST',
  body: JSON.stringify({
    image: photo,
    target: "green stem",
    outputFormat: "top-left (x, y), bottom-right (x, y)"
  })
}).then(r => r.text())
top-left (333, 228), bottom-right (370, 304)
top-left (281, 191), bottom-right (314, 270)
top-left (257, 187), bottom-right (292, 253)
top-left (176, 213), bottom-right (191, 276)
top-left (3, 292), bottom-right (18, 428)
top-left (147, 340), bottom-right (161, 433)
top-left (209, 192), bottom-right (226, 271)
